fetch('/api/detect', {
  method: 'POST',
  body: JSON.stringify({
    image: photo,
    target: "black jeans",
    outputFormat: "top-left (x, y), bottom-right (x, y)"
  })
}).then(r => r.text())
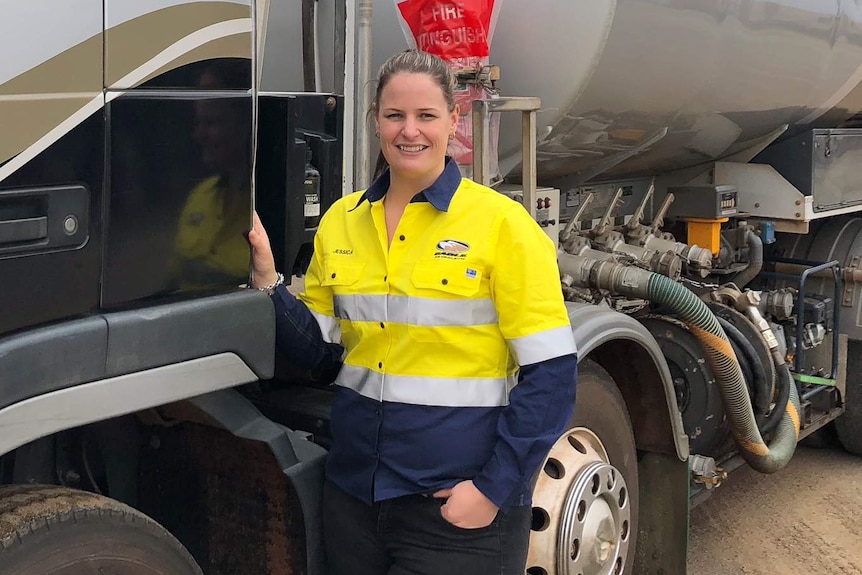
top-left (323, 481), bottom-right (531, 575)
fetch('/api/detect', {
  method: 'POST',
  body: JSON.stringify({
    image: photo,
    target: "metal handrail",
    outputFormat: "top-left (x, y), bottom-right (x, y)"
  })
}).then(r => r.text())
top-left (471, 97), bottom-right (541, 219)
top-left (762, 257), bottom-right (842, 377)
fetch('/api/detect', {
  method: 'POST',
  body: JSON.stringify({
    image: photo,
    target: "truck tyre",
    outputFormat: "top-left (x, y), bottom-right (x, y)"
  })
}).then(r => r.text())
top-left (527, 360), bottom-right (638, 575)
top-left (836, 340), bottom-right (862, 456)
top-left (0, 484), bottom-right (202, 574)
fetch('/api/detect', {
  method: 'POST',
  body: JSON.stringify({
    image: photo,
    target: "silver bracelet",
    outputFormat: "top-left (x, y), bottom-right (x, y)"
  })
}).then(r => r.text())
top-left (257, 272), bottom-right (284, 296)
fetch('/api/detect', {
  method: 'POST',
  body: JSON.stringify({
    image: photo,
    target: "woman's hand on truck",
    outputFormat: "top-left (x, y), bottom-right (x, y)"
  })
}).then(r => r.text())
top-left (248, 211), bottom-right (279, 289)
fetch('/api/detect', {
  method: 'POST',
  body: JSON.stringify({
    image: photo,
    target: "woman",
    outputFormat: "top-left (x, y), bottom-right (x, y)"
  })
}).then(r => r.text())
top-left (248, 49), bottom-right (578, 575)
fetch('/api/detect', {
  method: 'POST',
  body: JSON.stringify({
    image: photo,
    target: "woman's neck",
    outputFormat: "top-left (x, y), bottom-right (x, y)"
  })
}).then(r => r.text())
top-left (386, 166), bottom-right (444, 207)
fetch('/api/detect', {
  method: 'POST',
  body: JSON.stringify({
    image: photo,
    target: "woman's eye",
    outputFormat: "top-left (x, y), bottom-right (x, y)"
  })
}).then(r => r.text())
top-left (385, 113), bottom-right (402, 120)
top-left (420, 113), bottom-right (437, 119)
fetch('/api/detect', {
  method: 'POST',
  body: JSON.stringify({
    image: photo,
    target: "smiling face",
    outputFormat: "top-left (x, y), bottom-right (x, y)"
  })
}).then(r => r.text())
top-left (375, 72), bottom-right (459, 189)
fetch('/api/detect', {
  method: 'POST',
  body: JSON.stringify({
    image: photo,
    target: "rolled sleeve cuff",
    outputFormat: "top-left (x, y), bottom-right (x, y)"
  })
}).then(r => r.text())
top-left (473, 457), bottom-right (524, 509)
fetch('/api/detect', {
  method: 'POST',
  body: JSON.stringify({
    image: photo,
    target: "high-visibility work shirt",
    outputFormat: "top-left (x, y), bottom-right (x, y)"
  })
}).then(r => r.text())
top-left (276, 159), bottom-right (578, 508)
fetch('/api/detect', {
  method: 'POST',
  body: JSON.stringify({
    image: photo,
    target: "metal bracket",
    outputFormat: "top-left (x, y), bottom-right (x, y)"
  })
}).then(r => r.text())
top-left (472, 97), bottom-right (541, 219)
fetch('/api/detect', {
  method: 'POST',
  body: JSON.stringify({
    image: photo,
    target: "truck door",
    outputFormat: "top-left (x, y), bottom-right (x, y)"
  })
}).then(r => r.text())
top-left (0, 0), bottom-right (104, 335)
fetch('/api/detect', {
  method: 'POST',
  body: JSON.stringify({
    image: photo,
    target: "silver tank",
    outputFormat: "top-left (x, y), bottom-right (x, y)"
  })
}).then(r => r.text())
top-left (372, 0), bottom-right (862, 181)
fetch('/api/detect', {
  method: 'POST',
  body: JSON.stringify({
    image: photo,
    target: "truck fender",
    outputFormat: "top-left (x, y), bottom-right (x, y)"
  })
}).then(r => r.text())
top-left (567, 302), bottom-right (690, 461)
top-left (0, 290), bottom-right (275, 458)
top-left (0, 353), bottom-right (260, 458)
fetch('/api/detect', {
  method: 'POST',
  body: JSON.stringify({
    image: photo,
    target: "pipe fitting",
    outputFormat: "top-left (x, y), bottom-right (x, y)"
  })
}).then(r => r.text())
top-left (642, 235), bottom-right (713, 277)
top-left (719, 286), bottom-right (786, 367)
top-left (595, 233), bottom-right (683, 280)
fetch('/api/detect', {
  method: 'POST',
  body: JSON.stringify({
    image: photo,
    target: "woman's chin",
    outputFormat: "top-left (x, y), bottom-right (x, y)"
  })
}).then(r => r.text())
top-left (387, 156), bottom-right (444, 178)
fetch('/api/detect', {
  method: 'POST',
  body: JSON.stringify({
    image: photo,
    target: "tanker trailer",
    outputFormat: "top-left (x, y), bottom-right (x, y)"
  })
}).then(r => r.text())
top-left (376, 2), bottom-right (862, 574)
top-left (0, 2), bottom-right (859, 575)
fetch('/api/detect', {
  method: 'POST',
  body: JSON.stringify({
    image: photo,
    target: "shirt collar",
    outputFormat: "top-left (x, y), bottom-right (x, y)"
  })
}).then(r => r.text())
top-left (351, 157), bottom-right (462, 212)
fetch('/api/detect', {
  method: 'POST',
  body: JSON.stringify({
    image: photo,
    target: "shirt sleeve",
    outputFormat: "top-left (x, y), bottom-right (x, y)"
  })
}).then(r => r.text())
top-left (472, 204), bottom-right (579, 508)
top-left (272, 213), bottom-right (344, 371)
top-left (272, 286), bottom-right (343, 371)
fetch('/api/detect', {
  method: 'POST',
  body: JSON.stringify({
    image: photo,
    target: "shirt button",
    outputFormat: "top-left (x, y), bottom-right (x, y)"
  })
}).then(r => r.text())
top-left (378, 362), bottom-right (383, 369)
top-left (384, 275), bottom-right (388, 282)
top-left (380, 322), bottom-right (385, 329)
top-left (331, 272), bottom-right (336, 279)
top-left (399, 234), bottom-right (406, 241)
top-left (441, 278), bottom-right (448, 285)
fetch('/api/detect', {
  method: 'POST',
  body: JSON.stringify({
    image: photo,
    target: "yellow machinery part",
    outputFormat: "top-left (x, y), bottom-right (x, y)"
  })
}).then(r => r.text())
top-left (686, 218), bottom-right (728, 256)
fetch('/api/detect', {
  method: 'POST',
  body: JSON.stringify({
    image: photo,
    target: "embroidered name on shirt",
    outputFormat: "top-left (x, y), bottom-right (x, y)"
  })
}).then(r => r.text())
top-left (435, 240), bottom-right (469, 259)
top-left (333, 249), bottom-right (354, 255)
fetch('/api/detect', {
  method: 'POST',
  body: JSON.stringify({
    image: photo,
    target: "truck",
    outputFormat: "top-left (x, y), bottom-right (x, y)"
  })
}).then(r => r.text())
top-left (1, 0), bottom-right (861, 574)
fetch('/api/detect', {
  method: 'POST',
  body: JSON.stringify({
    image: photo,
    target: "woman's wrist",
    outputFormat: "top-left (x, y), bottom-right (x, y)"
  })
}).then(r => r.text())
top-left (252, 271), bottom-right (282, 293)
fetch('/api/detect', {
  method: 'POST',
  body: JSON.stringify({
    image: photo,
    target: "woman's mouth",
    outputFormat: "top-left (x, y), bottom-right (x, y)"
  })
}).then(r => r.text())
top-left (396, 144), bottom-right (429, 152)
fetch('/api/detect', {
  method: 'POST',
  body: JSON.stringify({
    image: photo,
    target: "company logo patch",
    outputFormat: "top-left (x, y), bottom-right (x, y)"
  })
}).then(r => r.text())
top-left (436, 240), bottom-right (469, 253)
top-left (466, 268), bottom-right (478, 279)
top-left (434, 240), bottom-right (470, 260)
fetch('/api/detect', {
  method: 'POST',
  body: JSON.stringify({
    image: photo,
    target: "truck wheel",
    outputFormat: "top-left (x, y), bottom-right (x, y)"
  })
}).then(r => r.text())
top-left (836, 340), bottom-right (862, 455)
top-left (527, 360), bottom-right (638, 575)
top-left (0, 484), bottom-right (202, 574)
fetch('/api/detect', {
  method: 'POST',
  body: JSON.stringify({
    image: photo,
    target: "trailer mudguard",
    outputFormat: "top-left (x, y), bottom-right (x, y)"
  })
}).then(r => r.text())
top-left (567, 302), bottom-right (689, 461)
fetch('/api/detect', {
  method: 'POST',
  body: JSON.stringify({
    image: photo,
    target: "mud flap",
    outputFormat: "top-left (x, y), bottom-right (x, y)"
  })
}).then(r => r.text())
top-left (189, 388), bottom-right (327, 575)
top-left (633, 452), bottom-right (689, 575)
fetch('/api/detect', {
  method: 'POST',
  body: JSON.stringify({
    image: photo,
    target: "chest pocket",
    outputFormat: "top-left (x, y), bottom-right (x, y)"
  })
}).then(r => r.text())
top-left (321, 258), bottom-right (366, 347)
top-left (321, 258), bottom-right (366, 289)
top-left (407, 262), bottom-right (493, 343)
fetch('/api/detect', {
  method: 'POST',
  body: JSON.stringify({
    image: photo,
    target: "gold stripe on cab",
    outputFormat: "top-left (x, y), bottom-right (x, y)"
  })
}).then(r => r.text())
top-left (1, 1), bottom-right (251, 169)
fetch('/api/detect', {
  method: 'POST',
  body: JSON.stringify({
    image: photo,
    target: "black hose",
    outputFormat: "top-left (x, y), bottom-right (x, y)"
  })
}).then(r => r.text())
top-left (733, 229), bottom-right (764, 289)
top-left (716, 316), bottom-right (770, 415)
top-left (760, 363), bottom-right (792, 436)
top-left (726, 333), bottom-right (754, 395)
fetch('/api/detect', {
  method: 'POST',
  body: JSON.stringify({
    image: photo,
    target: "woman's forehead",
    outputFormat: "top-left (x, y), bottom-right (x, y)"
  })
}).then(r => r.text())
top-left (380, 73), bottom-right (447, 107)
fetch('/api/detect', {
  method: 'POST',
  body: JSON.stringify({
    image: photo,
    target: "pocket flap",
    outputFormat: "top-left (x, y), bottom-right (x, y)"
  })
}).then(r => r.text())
top-left (321, 258), bottom-right (366, 287)
top-left (411, 263), bottom-right (482, 297)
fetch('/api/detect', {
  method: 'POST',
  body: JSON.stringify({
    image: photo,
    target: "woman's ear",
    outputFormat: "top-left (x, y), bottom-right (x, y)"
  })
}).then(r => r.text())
top-left (448, 104), bottom-right (460, 139)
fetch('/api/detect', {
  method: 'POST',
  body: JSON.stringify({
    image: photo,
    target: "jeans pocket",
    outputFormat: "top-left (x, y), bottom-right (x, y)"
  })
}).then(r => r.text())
top-left (436, 500), bottom-right (499, 533)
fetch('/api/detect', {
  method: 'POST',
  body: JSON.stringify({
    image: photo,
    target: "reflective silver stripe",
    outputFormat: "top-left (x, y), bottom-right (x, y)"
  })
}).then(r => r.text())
top-left (335, 364), bottom-right (513, 407)
top-left (311, 310), bottom-right (342, 343)
top-left (332, 294), bottom-right (498, 326)
top-left (508, 326), bottom-right (578, 366)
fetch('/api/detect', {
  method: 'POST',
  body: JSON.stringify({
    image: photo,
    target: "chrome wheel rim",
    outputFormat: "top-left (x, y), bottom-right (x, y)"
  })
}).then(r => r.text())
top-left (527, 428), bottom-right (632, 575)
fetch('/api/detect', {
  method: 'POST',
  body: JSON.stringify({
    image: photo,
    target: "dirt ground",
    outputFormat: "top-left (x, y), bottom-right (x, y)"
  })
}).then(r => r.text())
top-left (687, 444), bottom-right (862, 575)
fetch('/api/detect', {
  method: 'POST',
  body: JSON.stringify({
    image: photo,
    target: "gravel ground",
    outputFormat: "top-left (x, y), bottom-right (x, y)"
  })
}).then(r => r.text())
top-left (688, 445), bottom-right (862, 575)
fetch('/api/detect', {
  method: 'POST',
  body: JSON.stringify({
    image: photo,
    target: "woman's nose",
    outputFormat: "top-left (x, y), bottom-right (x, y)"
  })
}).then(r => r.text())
top-left (401, 117), bottom-right (420, 138)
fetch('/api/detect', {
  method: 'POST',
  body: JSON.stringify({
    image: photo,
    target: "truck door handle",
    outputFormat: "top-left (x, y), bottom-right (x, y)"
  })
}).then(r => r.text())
top-left (0, 216), bottom-right (48, 244)
top-left (0, 185), bottom-right (88, 257)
